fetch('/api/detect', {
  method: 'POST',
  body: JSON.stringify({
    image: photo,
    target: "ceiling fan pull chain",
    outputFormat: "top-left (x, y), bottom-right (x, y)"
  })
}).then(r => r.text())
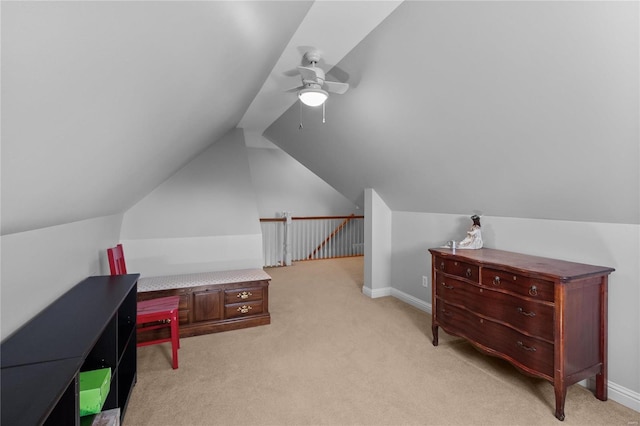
top-left (323, 102), bottom-right (326, 123)
top-left (299, 102), bottom-right (303, 130)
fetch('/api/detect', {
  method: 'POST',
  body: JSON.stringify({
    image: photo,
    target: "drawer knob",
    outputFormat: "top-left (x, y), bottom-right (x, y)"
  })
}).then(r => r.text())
top-left (237, 305), bottom-right (252, 314)
top-left (517, 307), bottom-right (536, 317)
top-left (441, 282), bottom-right (454, 290)
top-left (440, 262), bottom-right (445, 271)
top-left (465, 268), bottom-right (472, 278)
top-left (492, 276), bottom-right (501, 286)
top-left (529, 285), bottom-right (538, 296)
top-left (237, 291), bottom-right (252, 299)
top-left (517, 341), bottom-right (537, 352)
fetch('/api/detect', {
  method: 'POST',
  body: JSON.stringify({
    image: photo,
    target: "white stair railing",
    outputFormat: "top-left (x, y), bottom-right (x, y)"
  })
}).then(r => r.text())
top-left (260, 215), bottom-right (364, 267)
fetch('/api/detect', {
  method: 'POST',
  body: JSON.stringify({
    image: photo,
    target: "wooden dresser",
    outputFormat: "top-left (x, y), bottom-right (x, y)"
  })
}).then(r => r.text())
top-left (429, 247), bottom-right (614, 421)
top-left (137, 269), bottom-right (271, 341)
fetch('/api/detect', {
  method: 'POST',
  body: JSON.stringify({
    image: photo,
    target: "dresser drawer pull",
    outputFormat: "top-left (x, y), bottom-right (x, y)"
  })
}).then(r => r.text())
top-left (465, 268), bottom-right (472, 278)
top-left (529, 285), bottom-right (538, 296)
top-left (237, 305), bottom-right (252, 314)
top-left (441, 309), bottom-right (453, 317)
top-left (440, 282), bottom-right (454, 290)
top-left (492, 276), bottom-right (501, 286)
top-left (517, 341), bottom-right (537, 352)
top-left (440, 261), bottom-right (445, 271)
top-left (517, 307), bottom-right (536, 317)
top-left (237, 291), bottom-right (252, 299)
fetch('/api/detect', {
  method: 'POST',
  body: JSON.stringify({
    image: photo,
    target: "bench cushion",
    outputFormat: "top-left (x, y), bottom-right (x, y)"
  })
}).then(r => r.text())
top-left (137, 269), bottom-right (272, 293)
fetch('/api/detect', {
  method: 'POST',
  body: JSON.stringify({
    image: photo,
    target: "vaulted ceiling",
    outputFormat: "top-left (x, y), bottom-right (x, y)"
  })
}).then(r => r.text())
top-left (2, 1), bottom-right (638, 236)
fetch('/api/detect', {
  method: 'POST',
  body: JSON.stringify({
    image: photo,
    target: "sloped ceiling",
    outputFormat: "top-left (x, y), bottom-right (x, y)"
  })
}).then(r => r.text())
top-left (1, 1), bottom-right (312, 234)
top-left (265, 1), bottom-right (639, 224)
top-left (2, 1), bottom-right (638, 236)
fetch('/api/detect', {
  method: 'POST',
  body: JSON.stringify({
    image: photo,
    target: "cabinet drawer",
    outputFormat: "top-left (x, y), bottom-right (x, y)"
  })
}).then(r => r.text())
top-left (224, 288), bottom-right (263, 304)
top-left (434, 256), bottom-right (478, 281)
top-left (437, 302), bottom-right (554, 378)
top-left (225, 300), bottom-right (264, 319)
top-left (436, 278), bottom-right (554, 342)
top-left (481, 268), bottom-right (554, 302)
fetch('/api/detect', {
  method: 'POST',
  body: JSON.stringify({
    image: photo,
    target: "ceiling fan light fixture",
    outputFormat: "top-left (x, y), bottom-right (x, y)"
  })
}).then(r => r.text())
top-left (298, 87), bottom-right (328, 107)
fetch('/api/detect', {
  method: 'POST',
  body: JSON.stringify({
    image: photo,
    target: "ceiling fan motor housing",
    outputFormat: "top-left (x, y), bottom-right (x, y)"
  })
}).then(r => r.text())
top-left (304, 50), bottom-right (322, 64)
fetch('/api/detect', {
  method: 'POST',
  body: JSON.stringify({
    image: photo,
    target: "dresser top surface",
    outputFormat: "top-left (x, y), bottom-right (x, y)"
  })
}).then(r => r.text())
top-left (429, 247), bottom-right (614, 281)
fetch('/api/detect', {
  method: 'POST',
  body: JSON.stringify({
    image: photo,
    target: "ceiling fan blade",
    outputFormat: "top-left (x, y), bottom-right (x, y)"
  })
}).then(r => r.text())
top-left (324, 80), bottom-right (349, 95)
top-left (297, 66), bottom-right (321, 82)
top-left (284, 85), bottom-right (304, 93)
top-left (325, 66), bottom-right (350, 84)
top-left (282, 68), bottom-right (299, 77)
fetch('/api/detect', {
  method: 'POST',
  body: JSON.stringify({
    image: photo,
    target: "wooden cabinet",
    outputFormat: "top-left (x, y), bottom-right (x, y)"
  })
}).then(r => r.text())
top-left (429, 248), bottom-right (614, 421)
top-left (137, 279), bottom-right (270, 341)
top-left (193, 286), bottom-right (223, 322)
top-left (1, 274), bottom-right (139, 425)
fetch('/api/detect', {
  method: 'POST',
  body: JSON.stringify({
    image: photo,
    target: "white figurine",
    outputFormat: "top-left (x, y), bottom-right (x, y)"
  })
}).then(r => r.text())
top-left (457, 215), bottom-right (483, 249)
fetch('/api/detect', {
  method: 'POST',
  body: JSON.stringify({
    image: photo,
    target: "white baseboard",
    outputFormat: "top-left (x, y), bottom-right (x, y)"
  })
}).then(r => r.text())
top-left (607, 380), bottom-right (640, 413)
top-left (363, 286), bottom-right (640, 415)
top-left (362, 285), bottom-right (391, 298)
top-left (390, 288), bottom-right (432, 314)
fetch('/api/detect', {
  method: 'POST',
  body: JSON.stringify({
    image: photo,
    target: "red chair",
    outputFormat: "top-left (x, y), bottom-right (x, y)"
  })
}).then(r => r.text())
top-left (107, 244), bottom-right (180, 369)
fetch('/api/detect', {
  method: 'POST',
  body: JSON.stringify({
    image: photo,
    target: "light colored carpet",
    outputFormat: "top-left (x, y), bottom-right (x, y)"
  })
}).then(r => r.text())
top-left (124, 257), bottom-right (639, 425)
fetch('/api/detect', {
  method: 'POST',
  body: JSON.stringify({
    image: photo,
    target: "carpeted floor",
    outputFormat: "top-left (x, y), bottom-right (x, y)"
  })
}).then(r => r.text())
top-left (124, 257), bottom-right (639, 425)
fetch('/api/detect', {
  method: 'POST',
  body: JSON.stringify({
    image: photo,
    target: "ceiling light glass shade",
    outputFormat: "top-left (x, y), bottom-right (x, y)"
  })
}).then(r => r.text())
top-left (298, 88), bottom-right (328, 107)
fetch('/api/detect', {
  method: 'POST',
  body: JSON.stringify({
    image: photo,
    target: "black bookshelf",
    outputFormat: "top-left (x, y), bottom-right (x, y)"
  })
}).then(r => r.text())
top-left (1, 274), bottom-right (139, 425)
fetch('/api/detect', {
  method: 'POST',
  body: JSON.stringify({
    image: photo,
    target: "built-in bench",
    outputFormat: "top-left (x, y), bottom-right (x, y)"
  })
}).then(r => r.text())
top-left (137, 269), bottom-right (271, 341)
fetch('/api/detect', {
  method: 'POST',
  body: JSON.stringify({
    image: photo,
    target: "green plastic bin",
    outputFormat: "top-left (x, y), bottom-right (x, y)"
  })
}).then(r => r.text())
top-left (79, 368), bottom-right (111, 416)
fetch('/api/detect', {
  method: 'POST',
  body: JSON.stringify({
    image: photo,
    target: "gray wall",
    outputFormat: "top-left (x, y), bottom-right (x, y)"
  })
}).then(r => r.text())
top-left (119, 128), bottom-right (360, 277)
top-left (247, 144), bottom-right (359, 218)
top-left (1, 214), bottom-right (123, 339)
top-left (120, 129), bottom-right (263, 276)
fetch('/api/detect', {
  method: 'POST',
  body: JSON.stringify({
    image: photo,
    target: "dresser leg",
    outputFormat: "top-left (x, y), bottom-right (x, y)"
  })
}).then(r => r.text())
top-left (595, 371), bottom-right (608, 401)
top-left (554, 384), bottom-right (567, 421)
top-left (432, 324), bottom-right (439, 346)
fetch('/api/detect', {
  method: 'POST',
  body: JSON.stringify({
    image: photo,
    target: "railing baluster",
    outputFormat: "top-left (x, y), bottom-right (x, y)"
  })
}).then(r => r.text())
top-left (260, 215), bottom-right (364, 266)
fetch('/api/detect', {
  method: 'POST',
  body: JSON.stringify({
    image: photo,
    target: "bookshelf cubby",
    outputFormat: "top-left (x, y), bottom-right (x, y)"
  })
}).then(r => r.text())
top-left (1, 274), bottom-right (139, 425)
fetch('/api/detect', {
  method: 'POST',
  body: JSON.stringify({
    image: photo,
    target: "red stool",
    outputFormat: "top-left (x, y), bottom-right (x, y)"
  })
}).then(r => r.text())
top-left (107, 244), bottom-right (180, 369)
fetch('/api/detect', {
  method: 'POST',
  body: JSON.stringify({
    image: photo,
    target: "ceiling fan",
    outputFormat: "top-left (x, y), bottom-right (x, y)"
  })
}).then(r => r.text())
top-left (289, 49), bottom-right (349, 107)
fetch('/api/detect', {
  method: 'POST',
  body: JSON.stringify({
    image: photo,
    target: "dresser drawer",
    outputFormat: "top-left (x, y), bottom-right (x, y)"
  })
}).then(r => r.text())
top-left (225, 300), bottom-right (264, 319)
top-left (479, 316), bottom-right (554, 379)
top-left (481, 268), bottom-right (554, 302)
top-left (434, 256), bottom-right (479, 281)
top-left (434, 274), bottom-right (475, 307)
top-left (435, 300), bottom-right (475, 337)
top-left (436, 302), bottom-right (554, 379)
top-left (473, 289), bottom-right (554, 342)
top-left (224, 287), bottom-right (263, 304)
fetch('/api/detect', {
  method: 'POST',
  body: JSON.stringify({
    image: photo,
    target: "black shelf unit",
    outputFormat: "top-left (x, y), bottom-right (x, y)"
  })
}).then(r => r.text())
top-left (1, 274), bottom-right (140, 425)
